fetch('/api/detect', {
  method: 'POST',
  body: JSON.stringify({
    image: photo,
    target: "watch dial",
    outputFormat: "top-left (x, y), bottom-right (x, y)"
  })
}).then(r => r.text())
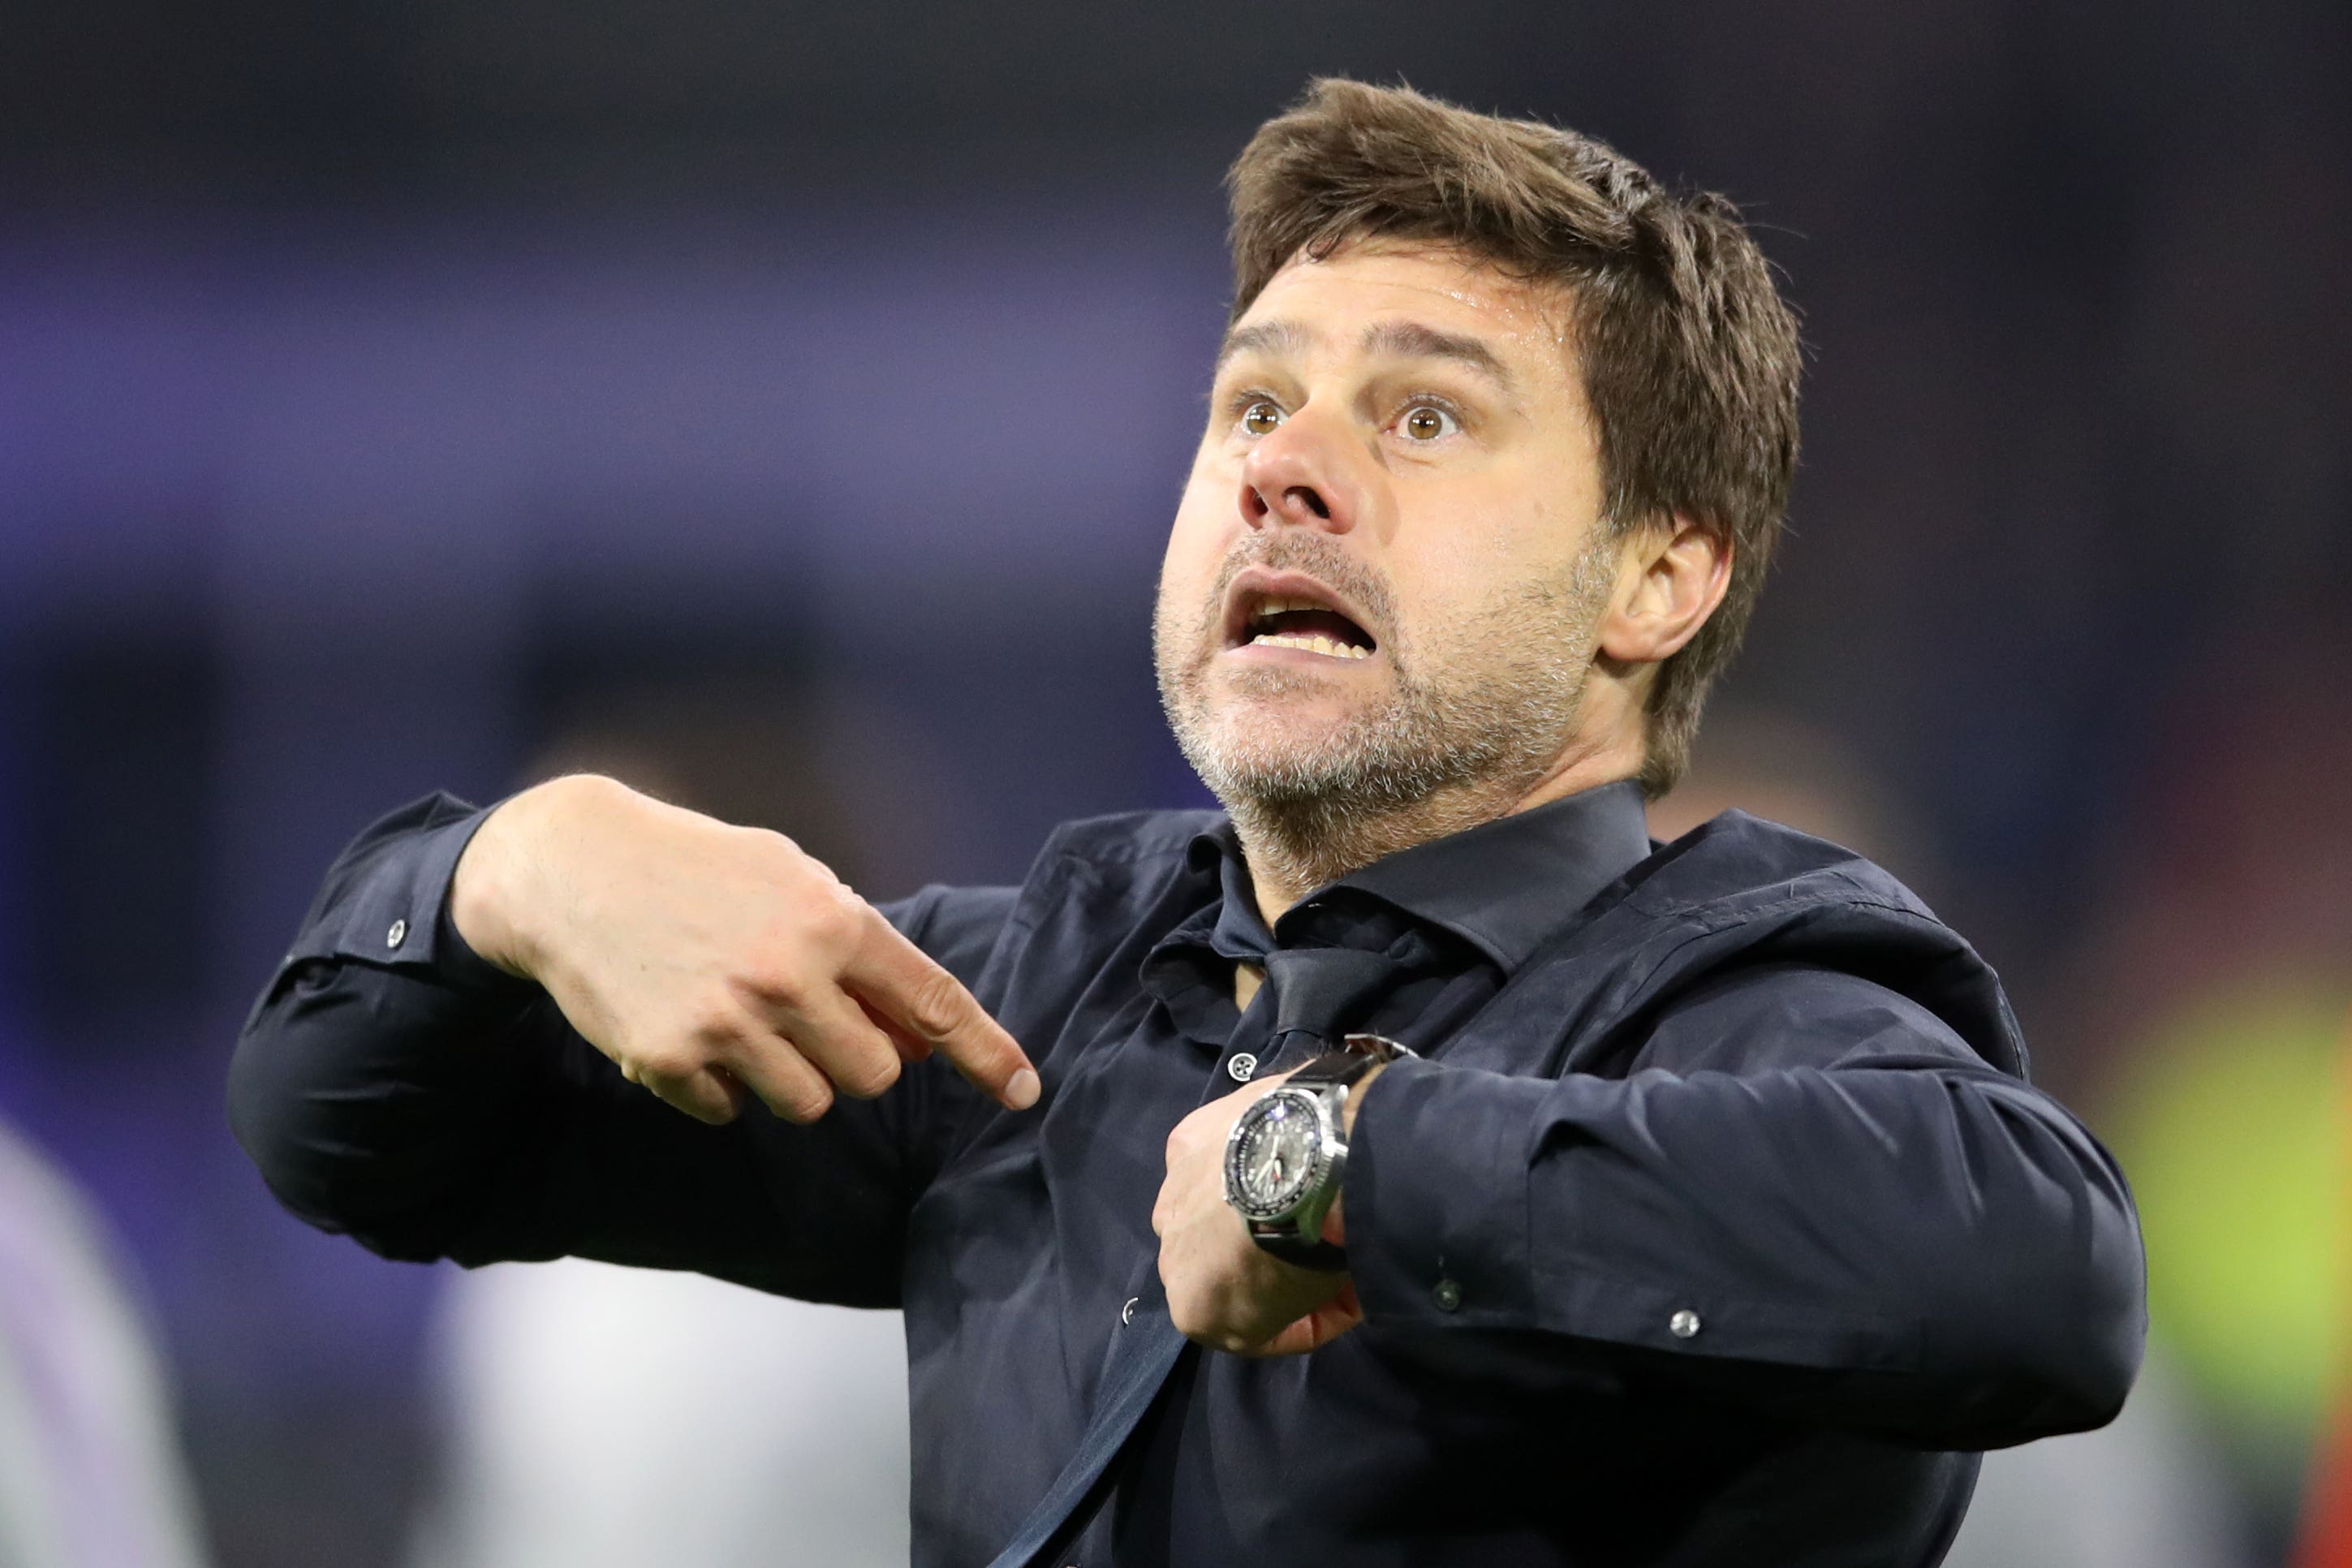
top-left (1234, 1096), bottom-right (1320, 1213)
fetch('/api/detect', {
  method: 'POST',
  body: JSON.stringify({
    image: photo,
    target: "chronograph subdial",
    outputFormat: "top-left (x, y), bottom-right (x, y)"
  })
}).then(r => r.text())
top-left (1224, 1090), bottom-right (1341, 1223)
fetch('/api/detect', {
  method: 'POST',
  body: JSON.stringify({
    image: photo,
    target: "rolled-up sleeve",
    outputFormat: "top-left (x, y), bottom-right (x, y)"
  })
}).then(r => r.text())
top-left (227, 791), bottom-right (1017, 1307)
top-left (1342, 963), bottom-right (2146, 1449)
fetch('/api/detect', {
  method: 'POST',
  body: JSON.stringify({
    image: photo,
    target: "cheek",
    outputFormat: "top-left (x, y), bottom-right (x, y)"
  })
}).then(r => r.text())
top-left (1389, 479), bottom-right (1592, 640)
top-left (1160, 454), bottom-right (1238, 595)
top-left (1383, 538), bottom-right (1496, 647)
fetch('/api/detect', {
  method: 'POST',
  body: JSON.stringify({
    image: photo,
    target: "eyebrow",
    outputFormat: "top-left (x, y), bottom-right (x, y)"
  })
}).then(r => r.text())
top-left (1360, 321), bottom-right (1520, 397)
top-left (1214, 317), bottom-right (1523, 401)
top-left (1214, 318), bottom-right (1316, 370)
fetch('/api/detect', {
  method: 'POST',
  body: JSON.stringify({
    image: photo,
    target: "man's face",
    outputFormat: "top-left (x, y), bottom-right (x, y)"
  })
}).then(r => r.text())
top-left (1154, 242), bottom-right (1618, 826)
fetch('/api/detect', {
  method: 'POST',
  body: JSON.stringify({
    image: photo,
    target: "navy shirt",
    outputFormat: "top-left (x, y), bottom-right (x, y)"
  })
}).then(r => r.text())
top-left (229, 781), bottom-right (2145, 1567)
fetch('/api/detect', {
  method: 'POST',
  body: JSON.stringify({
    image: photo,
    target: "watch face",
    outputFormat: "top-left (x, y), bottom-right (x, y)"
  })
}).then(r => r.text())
top-left (1228, 1092), bottom-right (1325, 1218)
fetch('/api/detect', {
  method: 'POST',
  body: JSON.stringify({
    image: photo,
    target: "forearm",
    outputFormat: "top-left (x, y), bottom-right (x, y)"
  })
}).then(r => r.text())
top-left (229, 941), bottom-right (566, 1260)
top-left (229, 952), bottom-right (863, 1289)
top-left (225, 790), bottom-right (639, 1263)
top-left (1342, 1054), bottom-right (2146, 1448)
top-left (224, 790), bottom-right (946, 1303)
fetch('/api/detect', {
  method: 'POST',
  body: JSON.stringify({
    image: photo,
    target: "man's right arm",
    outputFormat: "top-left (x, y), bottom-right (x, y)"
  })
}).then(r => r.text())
top-left (226, 778), bottom-right (1032, 1306)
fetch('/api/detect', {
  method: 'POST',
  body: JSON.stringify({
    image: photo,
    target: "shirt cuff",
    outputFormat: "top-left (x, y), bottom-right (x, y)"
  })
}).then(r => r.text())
top-left (1342, 1055), bottom-right (1539, 1329)
top-left (281, 791), bottom-right (532, 1002)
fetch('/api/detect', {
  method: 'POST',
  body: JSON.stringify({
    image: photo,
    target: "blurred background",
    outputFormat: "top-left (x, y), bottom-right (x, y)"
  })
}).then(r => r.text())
top-left (1, 1), bottom-right (2346, 1563)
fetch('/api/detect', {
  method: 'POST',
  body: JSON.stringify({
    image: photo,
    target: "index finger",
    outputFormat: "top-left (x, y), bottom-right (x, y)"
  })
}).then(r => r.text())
top-left (840, 907), bottom-right (1038, 1111)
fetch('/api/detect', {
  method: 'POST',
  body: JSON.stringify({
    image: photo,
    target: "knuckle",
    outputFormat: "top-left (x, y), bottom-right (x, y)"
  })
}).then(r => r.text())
top-left (773, 1079), bottom-right (836, 1125)
top-left (631, 1043), bottom-right (700, 1086)
top-left (901, 967), bottom-right (973, 1041)
top-left (741, 823), bottom-right (798, 859)
top-left (759, 827), bottom-right (838, 888)
top-left (682, 996), bottom-right (748, 1048)
top-left (677, 1087), bottom-right (737, 1126)
top-left (731, 958), bottom-right (807, 1007)
top-left (832, 1049), bottom-right (901, 1101)
top-left (794, 889), bottom-right (865, 954)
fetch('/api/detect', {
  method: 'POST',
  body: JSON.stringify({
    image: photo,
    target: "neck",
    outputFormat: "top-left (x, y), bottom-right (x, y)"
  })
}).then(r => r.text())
top-left (1237, 728), bottom-right (1643, 926)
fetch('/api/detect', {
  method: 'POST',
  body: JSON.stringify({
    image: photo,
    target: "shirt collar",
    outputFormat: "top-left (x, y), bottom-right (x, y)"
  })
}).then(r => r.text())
top-left (1186, 778), bottom-right (1655, 973)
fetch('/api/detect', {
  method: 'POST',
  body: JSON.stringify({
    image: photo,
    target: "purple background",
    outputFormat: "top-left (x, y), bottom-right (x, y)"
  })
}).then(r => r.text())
top-left (2, 1), bottom-right (2346, 1561)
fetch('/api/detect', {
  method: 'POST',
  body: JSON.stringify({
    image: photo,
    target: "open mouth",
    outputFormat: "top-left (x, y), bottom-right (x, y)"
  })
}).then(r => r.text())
top-left (1225, 571), bottom-right (1380, 662)
top-left (1243, 597), bottom-right (1376, 660)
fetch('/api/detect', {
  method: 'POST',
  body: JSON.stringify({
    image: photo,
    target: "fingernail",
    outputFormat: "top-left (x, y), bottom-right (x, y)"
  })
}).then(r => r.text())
top-left (1005, 1067), bottom-right (1040, 1111)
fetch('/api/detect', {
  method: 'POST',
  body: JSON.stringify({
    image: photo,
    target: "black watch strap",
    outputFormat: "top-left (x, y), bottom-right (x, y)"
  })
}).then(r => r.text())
top-left (1287, 1032), bottom-right (1412, 1088)
top-left (1251, 1226), bottom-right (1349, 1271)
top-left (1246, 1036), bottom-right (1411, 1272)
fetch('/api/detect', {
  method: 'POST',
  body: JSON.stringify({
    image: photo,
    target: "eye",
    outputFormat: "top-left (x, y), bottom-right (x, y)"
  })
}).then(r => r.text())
top-left (1400, 403), bottom-right (1458, 442)
top-left (1240, 399), bottom-right (1285, 437)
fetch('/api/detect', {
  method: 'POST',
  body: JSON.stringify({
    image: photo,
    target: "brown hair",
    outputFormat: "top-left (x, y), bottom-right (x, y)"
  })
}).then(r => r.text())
top-left (1227, 79), bottom-right (1802, 796)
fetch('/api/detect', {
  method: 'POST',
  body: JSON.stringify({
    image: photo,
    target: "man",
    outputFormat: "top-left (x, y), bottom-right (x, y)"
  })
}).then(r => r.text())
top-left (230, 80), bottom-right (2145, 1566)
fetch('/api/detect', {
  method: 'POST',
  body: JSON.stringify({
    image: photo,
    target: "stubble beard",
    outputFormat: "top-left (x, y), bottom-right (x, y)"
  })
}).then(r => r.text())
top-left (1154, 535), bottom-right (1614, 899)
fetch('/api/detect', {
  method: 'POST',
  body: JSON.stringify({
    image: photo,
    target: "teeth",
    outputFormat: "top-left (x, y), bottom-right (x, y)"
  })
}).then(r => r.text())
top-left (1250, 592), bottom-right (1372, 660)
top-left (1248, 632), bottom-right (1370, 661)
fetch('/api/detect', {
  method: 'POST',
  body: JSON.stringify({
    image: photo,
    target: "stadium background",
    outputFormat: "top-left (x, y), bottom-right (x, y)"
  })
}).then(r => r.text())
top-left (1, 1), bottom-right (2346, 1562)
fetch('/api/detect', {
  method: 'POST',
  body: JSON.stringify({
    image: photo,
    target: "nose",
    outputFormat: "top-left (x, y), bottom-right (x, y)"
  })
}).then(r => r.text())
top-left (1238, 414), bottom-right (1359, 536)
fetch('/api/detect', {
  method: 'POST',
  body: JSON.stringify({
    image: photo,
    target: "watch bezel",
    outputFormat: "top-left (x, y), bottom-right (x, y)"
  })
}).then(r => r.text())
top-left (1222, 1084), bottom-right (1345, 1225)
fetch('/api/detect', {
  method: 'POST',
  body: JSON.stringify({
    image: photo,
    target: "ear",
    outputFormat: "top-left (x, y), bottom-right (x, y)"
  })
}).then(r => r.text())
top-left (1596, 516), bottom-right (1731, 667)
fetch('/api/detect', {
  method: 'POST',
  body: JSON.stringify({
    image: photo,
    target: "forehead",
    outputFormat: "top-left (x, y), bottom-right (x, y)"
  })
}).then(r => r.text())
top-left (1229, 242), bottom-right (1577, 383)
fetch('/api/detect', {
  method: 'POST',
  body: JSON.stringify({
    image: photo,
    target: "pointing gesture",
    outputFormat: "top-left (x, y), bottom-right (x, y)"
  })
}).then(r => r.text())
top-left (450, 775), bottom-right (1038, 1125)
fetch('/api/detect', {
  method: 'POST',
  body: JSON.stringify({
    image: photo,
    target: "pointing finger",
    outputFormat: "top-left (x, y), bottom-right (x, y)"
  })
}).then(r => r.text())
top-left (842, 907), bottom-right (1038, 1111)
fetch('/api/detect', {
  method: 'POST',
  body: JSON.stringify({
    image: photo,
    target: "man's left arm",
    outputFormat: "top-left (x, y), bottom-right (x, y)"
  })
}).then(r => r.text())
top-left (1333, 963), bottom-right (2145, 1450)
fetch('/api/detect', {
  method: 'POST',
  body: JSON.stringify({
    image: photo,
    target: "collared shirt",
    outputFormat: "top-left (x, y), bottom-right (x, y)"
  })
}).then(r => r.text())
top-left (229, 781), bottom-right (2144, 1568)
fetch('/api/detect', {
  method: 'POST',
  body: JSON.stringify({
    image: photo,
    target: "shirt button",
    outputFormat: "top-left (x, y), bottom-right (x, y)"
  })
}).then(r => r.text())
top-left (1669, 1308), bottom-right (1702, 1339)
top-left (1226, 1053), bottom-right (1258, 1083)
top-left (1432, 1277), bottom-right (1462, 1312)
top-left (386, 918), bottom-right (408, 950)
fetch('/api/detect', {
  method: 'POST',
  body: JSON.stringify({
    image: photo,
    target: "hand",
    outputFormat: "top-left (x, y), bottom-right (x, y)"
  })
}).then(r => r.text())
top-left (450, 774), bottom-right (1037, 1126)
top-left (1152, 1068), bottom-right (1368, 1357)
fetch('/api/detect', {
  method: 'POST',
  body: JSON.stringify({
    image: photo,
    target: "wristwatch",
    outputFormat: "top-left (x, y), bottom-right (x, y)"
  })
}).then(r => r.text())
top-left (1221, 1034), bottom-right (1411, 1271)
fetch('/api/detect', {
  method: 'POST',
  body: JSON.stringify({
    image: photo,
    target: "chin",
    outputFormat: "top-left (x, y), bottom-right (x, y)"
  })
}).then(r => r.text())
top-left (1202, 691), bottom-right (1365, 759)
top-left (1193, 713), bottom-right (1372, 797)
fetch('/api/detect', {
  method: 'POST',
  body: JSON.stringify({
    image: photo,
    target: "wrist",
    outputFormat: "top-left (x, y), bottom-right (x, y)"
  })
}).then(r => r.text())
top-left (1340, 1059), bottom-right (1389, 1139)
top-left (450, 774), bottom-right (614, 978)
top-left (1321, 1060), bottom-right (1389, 1249)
